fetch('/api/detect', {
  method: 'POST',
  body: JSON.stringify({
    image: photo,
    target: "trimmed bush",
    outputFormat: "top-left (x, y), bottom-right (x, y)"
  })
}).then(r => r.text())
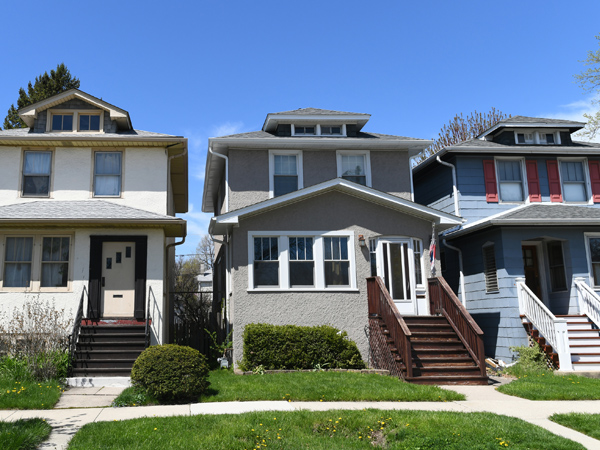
top-left (131, 345), bottom-right (209, 402)
top-left (240, 323), bottom-right (365, 371)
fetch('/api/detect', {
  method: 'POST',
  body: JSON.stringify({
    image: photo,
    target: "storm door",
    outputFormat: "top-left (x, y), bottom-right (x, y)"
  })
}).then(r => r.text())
top-left (378, 239), bottom-right (417, 315)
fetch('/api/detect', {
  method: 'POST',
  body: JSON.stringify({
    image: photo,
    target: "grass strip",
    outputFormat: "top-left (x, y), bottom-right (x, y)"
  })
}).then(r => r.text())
top-left (496, 371), bottom-right (600, 400)
top-left (551, 413), bottom-right (600, 440)
top-left (0, 418), bottom-right (52, 450)
top-left (68, 409), bottom-right (583, 449)
top-left (0, 378), bottom-right (63, 410)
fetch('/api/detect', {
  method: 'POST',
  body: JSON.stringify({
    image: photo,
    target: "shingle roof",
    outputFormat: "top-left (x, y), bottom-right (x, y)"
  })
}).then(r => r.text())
top-left (450, 138), bottom-right (600, 149)
top-left (0, 200), bottom-right (178, 221)
top-left (496, 115), bottom-right (585, 126)
top-left (0, 128), bottom-right (177, 138)
top-left (213, 130), bottom-right (426, 141)
top-left (269, 108), bottom-right (367, 116)
top-left (500, 204), bottom-right (600, 220)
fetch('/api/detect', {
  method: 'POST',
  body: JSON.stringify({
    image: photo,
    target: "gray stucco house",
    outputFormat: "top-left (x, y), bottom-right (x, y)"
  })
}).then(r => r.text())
top-left (202, 108), bottom-right (491, 384)
top-left (414, 116), bottom-right (600, 371)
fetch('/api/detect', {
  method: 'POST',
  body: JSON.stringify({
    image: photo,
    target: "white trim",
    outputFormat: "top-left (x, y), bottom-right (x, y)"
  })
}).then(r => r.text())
top-left (336, 150), bottom-right (372, 187)
top-left (247, 230), bottom-right (356, 291)
top-left (494, 156), bottom-right (529, 204)
top-left (557, 157), bottom-right (592, 204)
top-left (268, 150), bottom-right (304, 198)
top-left (376, 237), bottom-right (418, 314)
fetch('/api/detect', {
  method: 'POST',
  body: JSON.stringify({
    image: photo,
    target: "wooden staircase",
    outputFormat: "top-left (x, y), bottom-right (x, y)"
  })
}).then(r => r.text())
top-left (71, 320), bottom-right (147, 377)
top-left (367, 276), bottom-right (488, 385)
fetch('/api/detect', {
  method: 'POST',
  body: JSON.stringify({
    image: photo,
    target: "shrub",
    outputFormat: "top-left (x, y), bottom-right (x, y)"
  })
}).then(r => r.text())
top-left (240, 323), bottom-right (366, 371)
top-left (505, 344), bottom-right (549, 376)
top-left (131, 344), bottom-right (210, 403)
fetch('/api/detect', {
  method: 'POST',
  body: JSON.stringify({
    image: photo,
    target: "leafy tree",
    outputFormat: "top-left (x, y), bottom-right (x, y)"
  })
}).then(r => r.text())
top-left (416, 108), bottom-right (510, 163)
top-left (575, 34), bottom-right (600, 140)
top-left (3, 63), bottom-right (80, 130)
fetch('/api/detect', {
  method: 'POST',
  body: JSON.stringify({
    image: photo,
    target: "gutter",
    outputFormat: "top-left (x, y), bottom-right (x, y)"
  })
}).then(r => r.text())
top-left (436, 156), bottom-right (460, 216)
top-left (208, 144), bottom-right (229, 213)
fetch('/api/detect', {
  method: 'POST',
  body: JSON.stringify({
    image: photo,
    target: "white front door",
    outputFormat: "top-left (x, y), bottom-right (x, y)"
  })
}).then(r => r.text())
top-left (101, 242), bottom-right (136, 317)
top-left (378, 239), bottom-right (417, 315)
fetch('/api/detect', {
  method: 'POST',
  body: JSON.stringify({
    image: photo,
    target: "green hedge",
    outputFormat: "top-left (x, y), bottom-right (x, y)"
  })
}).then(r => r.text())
top-left (240, 323), bottom-right (365, 371)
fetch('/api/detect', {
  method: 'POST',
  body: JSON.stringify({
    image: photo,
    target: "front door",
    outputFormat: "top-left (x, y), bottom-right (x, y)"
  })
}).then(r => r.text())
top-left (379, 239), bottom-right (417, 315)
top-left (101, 241), bottom-right (136, 317)
top-left (522, 245), bottom-right (542, 299)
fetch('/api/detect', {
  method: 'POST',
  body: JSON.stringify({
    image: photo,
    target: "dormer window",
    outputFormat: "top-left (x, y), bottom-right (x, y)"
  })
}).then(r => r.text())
top-left (321, 126), bottom-right (342, 135)
top-left (51, 114), bottom-right (73, 131)
top-left (516, 133), bottom-right (534, 144)
top-left (79, 114), bottom-right (101, 131)
top-left (515, 130), bottom-right (561, 145)
top-left (539, 133), bottom-right (555, 144)
top-left (293, 126), bottom-right (315, 136)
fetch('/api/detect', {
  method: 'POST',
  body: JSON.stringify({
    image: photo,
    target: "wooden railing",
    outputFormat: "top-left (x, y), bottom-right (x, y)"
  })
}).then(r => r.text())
top-left (516, 279), bottom-right (572, 371)
top-left (574, 278), bottom-right (600, 330)
top-left (428, 277), bottom-right (486, 377)
top-left (367, 276), bottom-right (413, 378)
top-left (69, 286), bottom-right (88, 376)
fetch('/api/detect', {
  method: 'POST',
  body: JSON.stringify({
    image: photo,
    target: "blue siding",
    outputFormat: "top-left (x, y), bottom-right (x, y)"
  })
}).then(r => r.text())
top-left (413, 162), bottom-right (454, 214)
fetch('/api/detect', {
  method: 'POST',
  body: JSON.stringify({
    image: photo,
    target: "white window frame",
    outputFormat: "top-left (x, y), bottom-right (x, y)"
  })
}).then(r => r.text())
top-left (21, 149), bottom-right (54, 198)
top-left (412, 238), bottom-right (425, 292)
top-left (558, 157), bottom-right (592, 204)
top-left (268, 150), bottom-right (303, 199)
top-left (336, 150), bottom-right (372, 187)
top-left (495, 157), bottom-right (528, 204)
top-left (291, 124), bottom-right (316, 136)
top-left (247, 230), bottom-right (357, 291)
top-left (514, 130), bottom-right (561, 145)
top-left (47, 110), bottom-right (104, 133)
top-left (291, 124), bottom-right (347, 137)
top-left (93, 151), bottom-right (123, 198)
top-left (0, 234), bottom-right (73, 292)
top-left (584, 233), bottom-right (600, 289)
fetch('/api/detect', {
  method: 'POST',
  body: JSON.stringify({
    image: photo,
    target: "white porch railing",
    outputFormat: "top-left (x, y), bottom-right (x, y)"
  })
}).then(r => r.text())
top-left (574, 277), bottom-right (600, 330)
top-left (515, 278), bottom-right (572, 371)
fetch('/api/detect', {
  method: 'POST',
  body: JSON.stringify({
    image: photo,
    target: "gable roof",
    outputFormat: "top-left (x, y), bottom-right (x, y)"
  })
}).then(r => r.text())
top-left (210, 178), bottom-right (462, 234)
top-left (0, 200), bottom-right (186, 236)
top-left (446, 203), bottom-right (600, 239)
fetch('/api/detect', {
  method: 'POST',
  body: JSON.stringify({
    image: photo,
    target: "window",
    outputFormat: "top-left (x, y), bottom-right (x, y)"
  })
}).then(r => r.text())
top-left (289, 237), bottom-right (314, 287)
top-left (253, 237), bottom-right (279, 287)
top-left (269, 151), bottom-right (303, 197)
top-left (539, 133), bottom-right (555, 145)
top-left (412, 239), bottom-right (423, 286)
top-left (293, 126), bottom-right (315, 136)
top-left (496, 159), bottom-right (525, 202)
top-left (516, 133), bottom-right (534, 144)
top-left (324, 236), bottom-right (349, 286)
top-left (560, 160), bottom-right (588, 202)
top-left (22, 151), bottom-right (52, 197)
top-left (369, 239), bottom-right (377, 277)
top-left (2, 235), bottom-right (71, 290)
top-left (337, 151), bottom-right (371, 186)
top-left (482, 244), bottom-right (498, 293)
top-left (321, 126), bottom-right (342, 135)
top-left (94, 152), bottom-right (122, 196)
top-left (248, 232), bottom-right (356, 290)
top-left (51, 114), bottom-right (73, 131)
top-left (588, 236), bottom-right (600, 287)
top-left (547, 241), bottom-right (567, 292)
top-left (79, 114), bottom-right (101, 131)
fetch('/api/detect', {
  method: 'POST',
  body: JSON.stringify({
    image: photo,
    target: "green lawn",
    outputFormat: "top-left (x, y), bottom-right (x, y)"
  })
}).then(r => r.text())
top-left (67, 409), bottom-right (583, 449)
top-left (551, 413), bottom-right (600, 441)
top-left (496, 371), bottom-right (600, 400)
top-left (113, 370), bottom-right (464, 406)
top-left (0, 379), bottom-right (64, 410)
top-left (0, 419), bottom-right (52, 450)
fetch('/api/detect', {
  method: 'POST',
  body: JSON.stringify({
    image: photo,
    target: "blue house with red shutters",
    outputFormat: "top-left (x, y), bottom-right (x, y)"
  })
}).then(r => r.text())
top-left (413, 116), bottom-right (600, 371)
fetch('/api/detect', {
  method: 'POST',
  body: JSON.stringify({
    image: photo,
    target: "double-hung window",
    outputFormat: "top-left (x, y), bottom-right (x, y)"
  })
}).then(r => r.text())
top-left (3, 237), bottom-right (33, 288)
top-left (269, 151), bottom-right (303, 198)
top-left (323, 236), bottom-right (350, 287)
top-left (289, 237), bottom-right (314, 287)
top-left (22, 151), bottom-right (52, 197)
top-left (94, 152), bottom-right (122, 196)
top-left (547, 241), bottom-right (567, 292)
top-left (337, 151), bottom-right (371, 186)
top-left (496, 159), bottom-right (525, 202)
top-left (253, 237), bottom-right (279, 287)
top-left (560, 160), bottom-right (589, 203)
top-left (41, 237), bottom-right (70, 288)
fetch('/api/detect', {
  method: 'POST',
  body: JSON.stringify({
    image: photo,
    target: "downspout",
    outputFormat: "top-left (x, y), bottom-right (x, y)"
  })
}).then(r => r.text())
top-left (209, 145), bottom-right (229, 213)
top-left (210, 231), bottom-right (231, 336)
top-left (443, 238), bottom-right (466, 306)
top-left (436, 156), bottom-right (459, 217)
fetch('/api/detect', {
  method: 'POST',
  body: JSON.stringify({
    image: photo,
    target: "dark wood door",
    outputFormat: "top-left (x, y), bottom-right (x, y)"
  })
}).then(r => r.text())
top-left (522, 245), bottom-right (542, 299)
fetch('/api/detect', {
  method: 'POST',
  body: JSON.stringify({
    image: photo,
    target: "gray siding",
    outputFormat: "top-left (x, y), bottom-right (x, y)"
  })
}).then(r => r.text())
top-left (370, 151), bottom-right (411, 200)
top-left (230, 190), bottom-right (436, 366)
top-left (228, 149), bottom-right (270, 211)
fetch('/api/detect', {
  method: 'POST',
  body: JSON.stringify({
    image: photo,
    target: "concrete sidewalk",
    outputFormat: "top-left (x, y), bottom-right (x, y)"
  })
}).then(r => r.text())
top-left (2, 383), bottom-right (600, 449)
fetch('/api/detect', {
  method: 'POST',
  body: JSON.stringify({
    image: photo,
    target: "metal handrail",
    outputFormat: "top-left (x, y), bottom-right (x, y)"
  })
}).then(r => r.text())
top-left (69, 286), bottom-right (88, 375)
top-left (145, 287), bottom-right (154, 348)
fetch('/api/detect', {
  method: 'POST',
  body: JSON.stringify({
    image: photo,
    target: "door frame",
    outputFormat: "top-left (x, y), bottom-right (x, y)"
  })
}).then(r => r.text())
top-left (521, 241), bottom-right (549, 306)
top-left (376, 237), bottom-right (418, 315)
top-left (89, 235), bottom-right (147, 320)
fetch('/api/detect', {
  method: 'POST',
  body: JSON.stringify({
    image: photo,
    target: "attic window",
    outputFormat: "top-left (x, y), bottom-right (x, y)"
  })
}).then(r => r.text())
top-left (79, 114), bottom-right (101, 131)
top-left (293, 126), bottom-right (315, 136)
top-left (516, 133), bottom-right (534, 144)
top-left (516, 131), bottom-right (560, 145)
top-left (321, 126), bottom-right (342, 135)
top-left (51, 114), bottom-right (73, 131)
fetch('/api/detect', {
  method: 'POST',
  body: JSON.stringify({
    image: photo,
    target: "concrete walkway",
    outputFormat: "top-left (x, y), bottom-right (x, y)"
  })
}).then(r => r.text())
top-left (2, 382), bottom-right (600, 449)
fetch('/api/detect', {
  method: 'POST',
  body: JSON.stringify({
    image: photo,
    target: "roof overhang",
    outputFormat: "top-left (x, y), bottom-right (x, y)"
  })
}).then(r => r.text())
top-left (209, 178), bottom-right (463, 235)
top-left (263, 114), bottom-right (371, 133)
top-left (202, 136), bottom-right (432, 213)
top-left (19, 89), bottom-right (132, 130)
top-left (478, 122), bottom-right (584, 139)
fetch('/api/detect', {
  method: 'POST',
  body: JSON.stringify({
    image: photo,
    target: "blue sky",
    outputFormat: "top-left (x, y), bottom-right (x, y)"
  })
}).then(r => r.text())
top-left (2, 1), bottom-right (599, 256)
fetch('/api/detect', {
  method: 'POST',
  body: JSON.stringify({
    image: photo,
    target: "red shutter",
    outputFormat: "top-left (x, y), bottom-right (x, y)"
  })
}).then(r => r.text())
top-left (483, 160), bottom-right (498, 203)
top-left (525, 160), bottom-right (541, 202)
top-left (589, 160), bottom-right (600, 203)
top-left (546, 160), bottom-right (563, 203)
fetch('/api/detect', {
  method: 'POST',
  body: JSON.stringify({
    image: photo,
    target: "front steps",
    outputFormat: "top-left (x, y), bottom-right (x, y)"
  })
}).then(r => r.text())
top-left (370, 314), bottom-right (488, 385)
top-left (522, 314), bottom-right (600, 371)
top-left (71, 320), bottom-right (147, 377)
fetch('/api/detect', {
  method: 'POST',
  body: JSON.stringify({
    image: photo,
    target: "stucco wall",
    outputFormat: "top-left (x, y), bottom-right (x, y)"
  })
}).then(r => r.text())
top-left (0, 146), bottom-right (168, 215)
top-left (228, 190), bottom-right (436, 366)
top-left (0, 227), bottom-right (166, 345)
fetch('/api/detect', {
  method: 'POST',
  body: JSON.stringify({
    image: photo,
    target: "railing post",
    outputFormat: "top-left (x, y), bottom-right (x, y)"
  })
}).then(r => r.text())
top-left (554, 318), bottom-right (573, 371)
top-left (574, 277), bottom-right (587, 316)
top-left (515, 277), bottom-right (525, 313)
